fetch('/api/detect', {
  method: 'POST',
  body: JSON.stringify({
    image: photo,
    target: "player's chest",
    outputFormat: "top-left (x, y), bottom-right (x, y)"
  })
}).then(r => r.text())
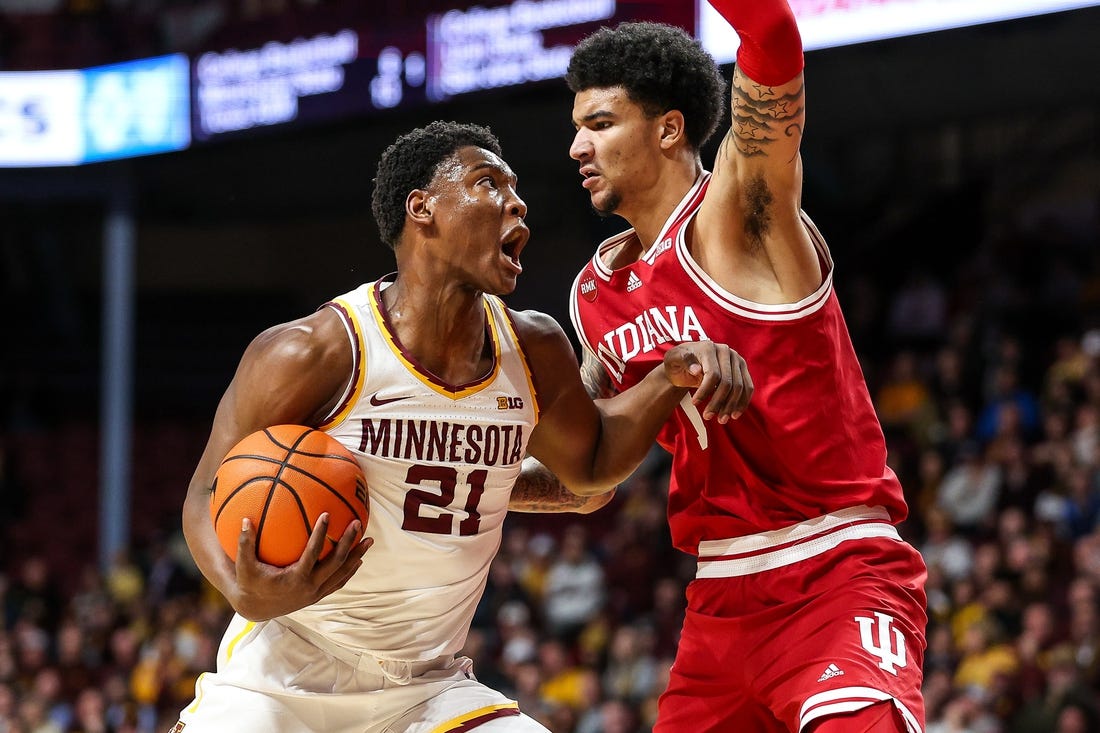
top-left (576, 267), bottom-right (723, 388)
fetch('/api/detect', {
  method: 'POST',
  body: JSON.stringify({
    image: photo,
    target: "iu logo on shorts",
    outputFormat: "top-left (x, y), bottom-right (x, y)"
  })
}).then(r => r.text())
top-left (855, 611), bottom-right (907, 675)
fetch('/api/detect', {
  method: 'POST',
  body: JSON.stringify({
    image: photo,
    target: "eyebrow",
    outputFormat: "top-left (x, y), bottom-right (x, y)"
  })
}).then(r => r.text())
top-left (470, 161), bottom-right (517, 184)
top-left (576, 110), bottom-right (615, 125)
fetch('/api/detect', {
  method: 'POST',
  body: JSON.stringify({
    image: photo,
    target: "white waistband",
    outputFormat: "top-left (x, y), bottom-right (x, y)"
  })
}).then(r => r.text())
top-left (696, 505), bottom-right (900, 579)
top-left (276, 617), bottom-right (449, 684)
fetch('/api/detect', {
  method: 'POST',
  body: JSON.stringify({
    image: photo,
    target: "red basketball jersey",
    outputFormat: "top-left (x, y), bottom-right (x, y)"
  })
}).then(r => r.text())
top-left (569, 174), bottom-right (908, 554)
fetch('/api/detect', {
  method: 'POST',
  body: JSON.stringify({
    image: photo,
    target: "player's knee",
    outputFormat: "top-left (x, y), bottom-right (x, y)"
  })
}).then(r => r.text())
top-left (804, 700), bottom-right (907, 733)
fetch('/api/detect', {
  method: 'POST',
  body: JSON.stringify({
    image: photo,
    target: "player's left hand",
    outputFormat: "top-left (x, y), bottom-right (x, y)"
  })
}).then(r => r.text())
top-left (231, 515), bottom-right (373, 620)
top-left (663, 341), bottom-right (753, 423)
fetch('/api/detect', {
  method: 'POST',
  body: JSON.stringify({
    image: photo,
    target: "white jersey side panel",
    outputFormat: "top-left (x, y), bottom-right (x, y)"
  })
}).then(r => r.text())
top-left (285, 279), bottom-right (539, 662)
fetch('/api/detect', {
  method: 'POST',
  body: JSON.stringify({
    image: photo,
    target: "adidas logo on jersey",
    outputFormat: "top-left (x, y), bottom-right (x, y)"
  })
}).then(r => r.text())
top-left (627, 272), bottom-right (643, 292)
top-left (817, 664), bottom-right (844, 682)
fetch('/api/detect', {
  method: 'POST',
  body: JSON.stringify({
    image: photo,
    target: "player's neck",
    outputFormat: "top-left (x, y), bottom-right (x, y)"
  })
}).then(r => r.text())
top-left (382, 280), bottom-right (491, 384)
top-left (624, 162), bottom-right (700, 255)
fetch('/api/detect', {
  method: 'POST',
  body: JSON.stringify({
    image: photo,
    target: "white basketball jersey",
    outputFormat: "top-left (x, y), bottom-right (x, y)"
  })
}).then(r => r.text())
top-left (284, 275), bottom-right (540, 662)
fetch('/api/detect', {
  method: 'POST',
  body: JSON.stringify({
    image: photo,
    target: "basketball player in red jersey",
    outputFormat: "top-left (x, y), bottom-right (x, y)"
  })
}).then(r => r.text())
top-left (530, 1), bottom-right (929, 730)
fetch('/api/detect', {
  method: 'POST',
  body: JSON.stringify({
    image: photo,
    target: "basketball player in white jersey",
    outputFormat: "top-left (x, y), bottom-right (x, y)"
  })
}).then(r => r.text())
top-left (173, 121), bottom-right (752, 733)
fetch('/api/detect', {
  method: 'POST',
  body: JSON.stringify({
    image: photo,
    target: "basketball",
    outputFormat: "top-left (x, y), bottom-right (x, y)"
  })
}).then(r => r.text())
top-left (210, 424), bottom-right (368, 567)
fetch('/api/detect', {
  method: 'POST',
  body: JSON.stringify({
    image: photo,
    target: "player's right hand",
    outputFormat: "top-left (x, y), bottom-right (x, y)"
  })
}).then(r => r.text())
top-left (230, 515), bottom-right (373, 621)
top-left (663, 341), bottom-right (753, 423)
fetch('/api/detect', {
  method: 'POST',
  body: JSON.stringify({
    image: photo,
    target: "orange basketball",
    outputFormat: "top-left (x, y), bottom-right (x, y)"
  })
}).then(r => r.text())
top-left (210, 424), bottom-right (368, 567)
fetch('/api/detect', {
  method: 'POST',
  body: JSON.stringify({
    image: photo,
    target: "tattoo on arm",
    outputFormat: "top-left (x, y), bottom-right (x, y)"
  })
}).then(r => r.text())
top-left (715, 68), bottom-right (805, 253)
top-left (510, 459), bottom-right (593, 512)
top-left (580, 350), bottom-right (616, 400)
top-left (725, 68), bottom-right (804, 160)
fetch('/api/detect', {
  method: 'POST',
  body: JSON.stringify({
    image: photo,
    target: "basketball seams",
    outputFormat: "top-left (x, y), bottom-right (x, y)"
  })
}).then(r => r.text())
top-left (282, 464), bottom-right (365, 522)
top-left (213, 475), bottom-right (278, 527)
top-left (212, 424), bottom-right (368, 566)
top-left (256, 480), bottom-right (314, 564)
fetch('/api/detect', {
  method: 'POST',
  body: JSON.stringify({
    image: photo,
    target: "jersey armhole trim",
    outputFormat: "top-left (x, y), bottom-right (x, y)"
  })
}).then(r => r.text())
top-left (318, 298), bottom-right (366, 430)
top-left (496, 300), bottom-right (541, 425)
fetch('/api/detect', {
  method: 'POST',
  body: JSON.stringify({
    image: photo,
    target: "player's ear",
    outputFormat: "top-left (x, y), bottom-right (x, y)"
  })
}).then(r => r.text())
top-left (658, 110), bottom-right (686, 150)
top-left (406, 189), bottom-right (433, 225)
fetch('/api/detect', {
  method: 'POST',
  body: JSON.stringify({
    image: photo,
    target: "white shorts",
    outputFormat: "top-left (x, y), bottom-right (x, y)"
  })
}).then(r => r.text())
top-left (172, 615), bottom-right (549, 733)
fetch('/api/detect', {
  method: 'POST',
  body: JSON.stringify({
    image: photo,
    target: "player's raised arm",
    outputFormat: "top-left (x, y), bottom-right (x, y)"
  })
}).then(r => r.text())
top-left (695, 0), bottom-right (822, 302)
top-left (514, 311), bottom-right (752, 497)
top-left (181, 308), bottom-right (370, 621)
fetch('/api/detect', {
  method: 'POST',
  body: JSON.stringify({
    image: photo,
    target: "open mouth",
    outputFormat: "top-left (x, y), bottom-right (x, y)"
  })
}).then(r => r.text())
top-left (501, 227), bottom-right (528, 266)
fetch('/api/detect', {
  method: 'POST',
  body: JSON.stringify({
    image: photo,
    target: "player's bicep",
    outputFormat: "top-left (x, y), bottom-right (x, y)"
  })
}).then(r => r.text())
top-left (513, 312), bottom-right (603, 488)
top-left (526, 378), bottom-right (602, 491)
top-left (717, 67), bottom-right (805, 183)
top-left (196, 312), bottom-right (353, 483)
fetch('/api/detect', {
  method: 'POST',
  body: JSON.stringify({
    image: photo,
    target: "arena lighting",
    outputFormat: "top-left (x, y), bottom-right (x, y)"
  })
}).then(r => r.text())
top-left (699, 0), bottom-right (1100, 62)
top-left (0, 54), bottom-right (189, 167)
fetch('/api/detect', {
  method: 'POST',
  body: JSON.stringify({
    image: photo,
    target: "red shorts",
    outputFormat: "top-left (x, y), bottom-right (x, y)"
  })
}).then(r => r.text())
top-left (655, 512), bottom-right (927, 733)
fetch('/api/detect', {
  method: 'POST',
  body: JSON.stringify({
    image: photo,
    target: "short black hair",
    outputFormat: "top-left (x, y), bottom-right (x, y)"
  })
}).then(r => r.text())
top-left (566, 22), bottom-right (725, 151)
top-left (371, 120), bottom-right (503, 249)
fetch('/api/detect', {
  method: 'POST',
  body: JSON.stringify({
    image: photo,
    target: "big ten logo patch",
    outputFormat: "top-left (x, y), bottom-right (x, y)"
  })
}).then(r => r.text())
top-left (497, 396), bottom-right (524, 410)
top-left (855, 611), bottom-right (907, 675)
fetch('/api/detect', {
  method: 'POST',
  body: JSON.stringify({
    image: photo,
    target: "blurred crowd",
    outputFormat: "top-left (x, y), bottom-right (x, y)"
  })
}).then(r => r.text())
top-left (1, 206), bottom-right (1099, 733)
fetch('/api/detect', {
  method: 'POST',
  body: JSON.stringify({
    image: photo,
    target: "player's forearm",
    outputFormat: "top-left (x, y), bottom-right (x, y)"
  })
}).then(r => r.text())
top-left (183, 498), bottom-right (292, 622)
top-left (510, 457), bottom-right (615, 513)
top-left (182, 486), bottom-right (242, 608)
top-left (709, 0), bottom-right (803, 86)
top-left (586, 369), bottom-right (685, 491)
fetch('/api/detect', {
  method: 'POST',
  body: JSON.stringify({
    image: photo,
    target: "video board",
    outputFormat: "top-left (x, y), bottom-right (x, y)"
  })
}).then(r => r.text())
top-left (191, 0), bottom-right (692, 143)
top-left (0, 54), bottom-right (189, 167)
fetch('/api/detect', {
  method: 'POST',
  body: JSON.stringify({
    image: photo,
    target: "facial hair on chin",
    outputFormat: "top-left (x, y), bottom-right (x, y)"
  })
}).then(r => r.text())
top-left (592, 190), bottom-right (621, 218)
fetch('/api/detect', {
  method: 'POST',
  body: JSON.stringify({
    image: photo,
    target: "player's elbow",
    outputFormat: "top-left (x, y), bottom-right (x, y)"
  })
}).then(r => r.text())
top-left (567, 463), bottom-right (631, 497)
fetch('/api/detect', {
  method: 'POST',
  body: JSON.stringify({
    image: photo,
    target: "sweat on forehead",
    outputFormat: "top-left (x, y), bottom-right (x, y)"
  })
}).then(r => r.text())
top-left (431, 147), bottom-right (512, 184)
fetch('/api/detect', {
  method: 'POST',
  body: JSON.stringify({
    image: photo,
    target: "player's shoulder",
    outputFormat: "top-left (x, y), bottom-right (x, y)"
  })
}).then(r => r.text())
top-left (247, 305), bottom-right (348, 368)
top-left (504, 307), bottom-right (577, 364)
top-left (505, 307), bottom-right (566, 343)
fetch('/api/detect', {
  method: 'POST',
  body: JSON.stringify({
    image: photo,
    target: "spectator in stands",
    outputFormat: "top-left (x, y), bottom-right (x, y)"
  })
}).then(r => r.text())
top-left (543, 525), bottom-right (605, 644)
top-left (1009, 642), bottom-right (1097, 733)
top-left (886, 269), bottom-right (949, 351)
top-left (601, 624), bottom-right (658, 705)
top-left (977, 364), bottom-right (1043, 444)
top-left (920, 506), bottom-right (975, 583)
top-left (937, 441), bottom-right (1004, 535)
